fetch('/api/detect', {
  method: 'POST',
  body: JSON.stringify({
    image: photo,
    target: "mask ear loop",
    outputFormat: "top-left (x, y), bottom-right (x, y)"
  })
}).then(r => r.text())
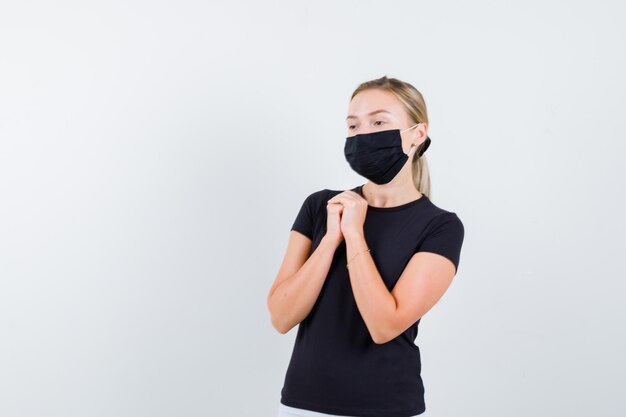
top-left (402, 123), bottom-right (423, 157)
top-left (400, 123), bottom-right (421, 134)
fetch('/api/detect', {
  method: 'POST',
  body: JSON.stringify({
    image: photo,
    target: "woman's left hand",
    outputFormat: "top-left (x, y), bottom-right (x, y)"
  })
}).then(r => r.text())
top-left (326, 190), bottom-right (368, 239)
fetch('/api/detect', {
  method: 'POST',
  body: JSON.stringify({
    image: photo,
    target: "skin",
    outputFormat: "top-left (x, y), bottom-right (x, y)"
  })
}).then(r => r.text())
top-left (267, 88), bottom-right (457, 344)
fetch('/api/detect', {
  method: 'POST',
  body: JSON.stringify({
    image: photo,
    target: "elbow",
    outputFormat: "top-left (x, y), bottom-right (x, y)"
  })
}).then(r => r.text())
top-left (267, 299), bottom-right (287, 334)
top-left (372, 310), bottom-right (408, 344)
top-left (371, 323), bottom-right (399, 344)
top-left (270, 315), bottom-right (290, 334)
top-left (267, 298), bottom-right (292, 334)
top-left (267, 291), bottom-right (300, 334)
top-left (374, 324), bottom-right (415, 344)
top-left (371, 329), bottom-right (392, 345)
top-left (271, 310), bottom-right (299, 334)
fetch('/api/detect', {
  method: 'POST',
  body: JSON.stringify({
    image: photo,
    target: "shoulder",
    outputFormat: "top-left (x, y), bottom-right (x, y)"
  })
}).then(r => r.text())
top-left (422, 197), bottom-right (463, 222)
top-left (420, 199), bottom-right (464, 236)
top-left (324, 184), bottom-right (362, 198)
top-left (415, 200), bottom-right (465, 272)
top-left (430, 211), bottom-right (464, 233)
top-left (424, 210), bottom-right (464, 241)
top-left (301, 188), bottom-right (331, 204)
top-left (295, 188), bottom-right (332, 217)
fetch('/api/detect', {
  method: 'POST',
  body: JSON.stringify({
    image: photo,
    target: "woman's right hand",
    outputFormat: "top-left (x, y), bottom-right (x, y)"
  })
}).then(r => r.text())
top-left (325, 200), bottom-right (344, 247)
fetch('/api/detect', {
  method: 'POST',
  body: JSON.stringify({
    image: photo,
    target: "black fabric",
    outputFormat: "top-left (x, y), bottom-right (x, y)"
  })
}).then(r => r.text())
top-left (281, 184), bottom-right (465, 417)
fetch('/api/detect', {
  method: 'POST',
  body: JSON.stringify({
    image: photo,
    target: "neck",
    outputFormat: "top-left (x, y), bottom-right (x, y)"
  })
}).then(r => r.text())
top-left (360, 181), bottom-right (423, 208)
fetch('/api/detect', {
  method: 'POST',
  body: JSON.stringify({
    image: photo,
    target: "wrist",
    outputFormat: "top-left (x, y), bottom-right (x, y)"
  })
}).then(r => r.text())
top-left (322, 234), bottom-right (343, 249)
top-left (343, 229), bottom-right (365, 243)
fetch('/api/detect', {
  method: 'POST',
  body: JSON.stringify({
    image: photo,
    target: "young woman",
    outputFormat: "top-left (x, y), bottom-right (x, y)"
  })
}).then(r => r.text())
top-left (267, 76), bottom-right (465, 417)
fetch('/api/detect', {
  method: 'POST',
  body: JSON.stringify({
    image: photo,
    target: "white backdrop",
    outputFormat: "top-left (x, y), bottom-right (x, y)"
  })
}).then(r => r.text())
top-left (1, 1), bottom-right (624, 416)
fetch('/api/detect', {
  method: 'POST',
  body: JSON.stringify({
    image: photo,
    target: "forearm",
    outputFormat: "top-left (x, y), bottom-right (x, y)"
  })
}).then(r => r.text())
top-left (345, 232), bottom-right (397, 344)
top-left (270, 235), bottom-right (340, 333)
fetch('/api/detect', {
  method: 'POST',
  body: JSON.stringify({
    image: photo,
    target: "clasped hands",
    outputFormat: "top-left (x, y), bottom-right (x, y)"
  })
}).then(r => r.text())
top-left (325, 190), bottom-right (368, 244)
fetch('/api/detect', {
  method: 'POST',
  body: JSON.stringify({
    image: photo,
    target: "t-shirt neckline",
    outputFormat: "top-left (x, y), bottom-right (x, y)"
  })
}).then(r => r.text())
top-left (352, 184), bottom-right (428, 212)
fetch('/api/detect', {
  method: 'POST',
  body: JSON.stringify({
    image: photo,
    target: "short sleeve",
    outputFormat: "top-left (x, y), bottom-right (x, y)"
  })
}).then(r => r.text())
top-left (416, 212), bottom-right (465, 274)
top-left (290, 191), bottom-right (321, 240)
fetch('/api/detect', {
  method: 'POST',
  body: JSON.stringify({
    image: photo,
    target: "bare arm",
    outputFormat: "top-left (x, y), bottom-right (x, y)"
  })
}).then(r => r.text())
top-left (267, 233), bottom-right (340, 334)
top-left (344, 231), bottom-right (456, 344)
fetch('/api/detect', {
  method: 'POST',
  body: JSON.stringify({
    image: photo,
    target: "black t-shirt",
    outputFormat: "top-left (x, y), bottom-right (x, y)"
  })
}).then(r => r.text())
top-left (279, 184), bottom-right (465, 417)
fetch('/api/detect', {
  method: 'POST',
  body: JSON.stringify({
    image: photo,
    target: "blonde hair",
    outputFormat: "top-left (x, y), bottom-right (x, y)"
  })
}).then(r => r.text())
top-left (350, 75), bottom-right (432, 198)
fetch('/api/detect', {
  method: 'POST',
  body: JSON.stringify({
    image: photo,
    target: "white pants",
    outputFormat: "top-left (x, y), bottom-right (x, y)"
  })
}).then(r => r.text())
top-left (278, 403), bottom-right (423, 417)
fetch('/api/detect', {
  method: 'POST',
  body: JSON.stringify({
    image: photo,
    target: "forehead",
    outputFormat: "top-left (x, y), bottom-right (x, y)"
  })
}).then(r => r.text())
top-left (346, 89), bottom-right (405, 120)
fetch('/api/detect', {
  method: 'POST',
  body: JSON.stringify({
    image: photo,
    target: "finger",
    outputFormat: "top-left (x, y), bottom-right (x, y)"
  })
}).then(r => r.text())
top-left (327, 194), bottom-right (356, 204)
top-left (326, 203), bottom-right (343, 215)
top-left (344, 190), bottom-right (366, 201)
top-left (328, 196), bottom-right (358, 207)
top-left (327, 190), bottom-right (353, 203)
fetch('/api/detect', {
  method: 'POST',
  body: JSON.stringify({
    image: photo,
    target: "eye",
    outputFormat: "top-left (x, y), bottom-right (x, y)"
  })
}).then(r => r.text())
top-left (373, 120), bottom-right (385, 126)
top-left (348, 125), bottom-right (356, 130)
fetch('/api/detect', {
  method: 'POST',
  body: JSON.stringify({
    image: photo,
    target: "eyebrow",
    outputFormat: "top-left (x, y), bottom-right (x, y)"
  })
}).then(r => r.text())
top-left (346, 109), bottom-right (392, 120)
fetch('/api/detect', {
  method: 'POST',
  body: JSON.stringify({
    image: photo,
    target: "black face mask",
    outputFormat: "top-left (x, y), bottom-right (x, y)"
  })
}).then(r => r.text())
top-left (344, 124), bottom-right (431, 185)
